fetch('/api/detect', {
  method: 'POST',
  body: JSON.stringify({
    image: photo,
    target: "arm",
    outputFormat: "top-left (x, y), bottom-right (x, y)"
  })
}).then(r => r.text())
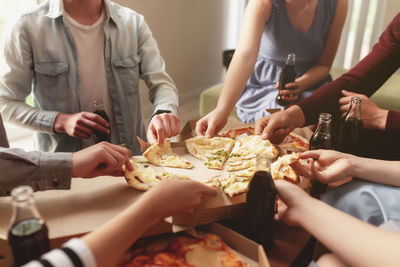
top-left (292, 149), bottom-right (400, 187)
top-left (0, 17), bottom-right (58, 134)
top-left (0, 142), bottom-right (133, 196)
top-left (196, 0), bottom-right (271, 137)
top-left (136, 16), bottom-right (180, 144)
top-left (275, 179), bottom-right (400, 267)
top-left (81, 179), bottom-right (217, 267)
top-left (137, 16), bottom-right (178, 116)
top-left (297, 13), bottom-right (400, 125)
top-left (280, 0), bottom-right (348, 101)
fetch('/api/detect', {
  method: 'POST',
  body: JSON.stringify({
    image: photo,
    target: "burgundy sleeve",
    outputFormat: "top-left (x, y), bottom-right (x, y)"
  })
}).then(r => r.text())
top-left (387, 110), bottom-right (400, 134)
top-left (297, 12), bottom-right (400, 125)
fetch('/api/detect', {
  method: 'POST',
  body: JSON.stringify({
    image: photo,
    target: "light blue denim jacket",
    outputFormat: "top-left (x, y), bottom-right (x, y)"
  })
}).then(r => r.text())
top-left (0, 0), bottom-right (178, 155)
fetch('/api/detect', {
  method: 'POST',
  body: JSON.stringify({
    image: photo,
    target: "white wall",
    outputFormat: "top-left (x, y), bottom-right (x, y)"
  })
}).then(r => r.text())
top-left (383, 0), bottom-right (400, 29)
top-left (114, 0), bottom-right (230, 118)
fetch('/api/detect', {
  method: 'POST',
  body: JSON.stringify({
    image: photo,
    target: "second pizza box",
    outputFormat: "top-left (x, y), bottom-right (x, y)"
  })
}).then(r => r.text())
top-left (117, 222), bottom-right (270, 267)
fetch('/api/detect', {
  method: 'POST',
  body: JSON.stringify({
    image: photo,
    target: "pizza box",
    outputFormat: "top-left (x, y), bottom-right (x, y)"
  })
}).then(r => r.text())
top-left (117, 222), bottom-right (270, 267)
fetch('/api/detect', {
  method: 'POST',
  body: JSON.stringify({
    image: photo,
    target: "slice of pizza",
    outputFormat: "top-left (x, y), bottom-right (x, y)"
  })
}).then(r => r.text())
top-left (225, 135), bottom-right (279, 171)
top-left (185, 136), bottom-right (235, 170)
top-left (143, 140), bottom-right (193, 169)
top-left (204, 173), bottom-right (251, 197)
top-left (124, 159), bottom-right (189, 191)
top-left (271, 153), bottom-right (300, 183)
top-left (218, 126), bottom-right (255, 138)
top-left (280, 132), bottom-right (309, 152)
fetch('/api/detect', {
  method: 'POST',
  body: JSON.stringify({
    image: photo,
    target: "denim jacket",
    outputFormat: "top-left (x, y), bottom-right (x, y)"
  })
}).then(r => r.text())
top-left (0, 0), bottom-right (178, 155)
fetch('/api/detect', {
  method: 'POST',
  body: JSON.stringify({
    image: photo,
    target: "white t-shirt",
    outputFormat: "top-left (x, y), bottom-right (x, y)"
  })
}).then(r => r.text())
top-left (63, 11), bottom-right (119, 148)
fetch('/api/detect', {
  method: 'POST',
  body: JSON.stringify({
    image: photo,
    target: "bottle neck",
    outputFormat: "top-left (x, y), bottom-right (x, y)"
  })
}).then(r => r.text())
top-left (345, 102), bottom-right (361, 120)
top-left (9, 186), bottom-right (43, 227)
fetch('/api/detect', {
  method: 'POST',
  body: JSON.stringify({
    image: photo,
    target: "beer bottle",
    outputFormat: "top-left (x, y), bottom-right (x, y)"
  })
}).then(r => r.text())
top-left (276, 53), bottom-right (296, 106)
top-left (93, 98), bottom-right (111, 143)
top-left (8, 186), bottom-right (50, 266)
top-left (242, 155), bottom-right (276, 251)
top-left (309, 113), bottom-right (333, 198)
top-left (339, 97), bottom-right (362, 154)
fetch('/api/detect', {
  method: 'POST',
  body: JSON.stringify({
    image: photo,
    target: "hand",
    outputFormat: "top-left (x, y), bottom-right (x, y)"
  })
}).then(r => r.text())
top-left (255, 105), bottom-right (305, 143)
top-left (54, 112), bottom-right (110, 139)
top-left (339, 90), bottom-right (388, 130)
top-left (141, 178), bottom-right (218, 220)
top-left (195, 108), bottom-right (229, 138)
top-left (71, 142), bottom-right (133, 178)
top-left (274, 180), bottom-right (312, 227)
top-left (275, 82), bottom-right (300, 102)
top-left (290, 149), bottom-right (353, 184)
top-left (147, 113), bottom-right (181, 146)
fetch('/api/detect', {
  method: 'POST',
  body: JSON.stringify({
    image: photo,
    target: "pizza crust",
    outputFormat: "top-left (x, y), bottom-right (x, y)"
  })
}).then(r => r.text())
top-left (271, 153), bottom-right (300, 183)
top-left (143, 140), bottom-right (193, 169)
top-left (124, 159), bottom-right (190, 191)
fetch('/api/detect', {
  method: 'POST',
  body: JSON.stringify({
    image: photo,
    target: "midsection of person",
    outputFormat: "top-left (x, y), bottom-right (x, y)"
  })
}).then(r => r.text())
top-left (0, 1), bottom-right (150, 154)
top-left (236, 0), bottom-right (336, 123)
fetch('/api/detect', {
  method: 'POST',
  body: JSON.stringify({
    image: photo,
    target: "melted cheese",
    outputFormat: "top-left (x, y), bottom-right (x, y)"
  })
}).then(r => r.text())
top-left (185, 244), bottom-right (222, 267)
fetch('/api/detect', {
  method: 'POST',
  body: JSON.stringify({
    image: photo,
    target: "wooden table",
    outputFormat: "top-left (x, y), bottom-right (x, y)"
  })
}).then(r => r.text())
top-left (0, 176), bottom-right (173, 266)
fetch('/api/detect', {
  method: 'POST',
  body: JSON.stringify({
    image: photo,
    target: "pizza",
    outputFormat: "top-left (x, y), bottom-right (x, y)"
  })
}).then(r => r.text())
top-left (124, 159), bottom-right (190, 191)
top-left (279, 132), bottom-right (309, 152)
top-left (143, 140), bottom-right (193, 169)
top-left (185, 136), bottom-right (235, 170)
top-left (225, 135), bottom-right (279, 172)
top-left (271, 153), bottom-right (300, 183)
top-left (117, 232), bottom-right (248, 267)
top-left (218, 126), bottom-right (255, 138)
top-left (205, 153), bottom-right (300, 197)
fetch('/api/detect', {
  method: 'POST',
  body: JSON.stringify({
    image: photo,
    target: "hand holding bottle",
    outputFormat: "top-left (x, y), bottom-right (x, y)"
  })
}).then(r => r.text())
top-left (339, 90), bottom-right (388, 130)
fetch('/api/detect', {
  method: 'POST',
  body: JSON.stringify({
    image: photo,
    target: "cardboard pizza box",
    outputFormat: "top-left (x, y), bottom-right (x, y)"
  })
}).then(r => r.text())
top-left (117, 222), bottom-right (270, 267)
top-left (201, 223), bottom-right (270, 267)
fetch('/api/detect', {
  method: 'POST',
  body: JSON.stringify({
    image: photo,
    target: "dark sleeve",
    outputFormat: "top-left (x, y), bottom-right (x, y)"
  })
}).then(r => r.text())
top-left (387, 110), bottom-right (400, 134)
top-left (0, 148), bottom-right (72, 196)
top-left (297, 12), bottom-right (400, 125)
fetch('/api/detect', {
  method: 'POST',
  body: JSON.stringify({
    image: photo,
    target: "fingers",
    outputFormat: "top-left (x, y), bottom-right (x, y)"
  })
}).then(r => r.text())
top-left (255, 116), bottom-right (270, 136)
top-left (198, 183), bottom-right (218, 196)
top-left (82, 114), bottom-right (110, 134)
top-left (195, 118), bottom-right (207, 136)
top-left (299, 150), bottom-right (323, 160)
top-left (205, 122), bottom-right (218, 138)
top-left (148, 114), bottom-right (180, 146)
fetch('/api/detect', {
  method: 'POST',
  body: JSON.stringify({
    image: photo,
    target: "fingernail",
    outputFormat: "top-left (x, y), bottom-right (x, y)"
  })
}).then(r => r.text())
top-left (262, 133), bottom-right (268, 139)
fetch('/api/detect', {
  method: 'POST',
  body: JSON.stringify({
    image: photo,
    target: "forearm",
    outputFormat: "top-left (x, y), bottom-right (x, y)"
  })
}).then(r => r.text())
top-left (216, 53), bottom-right (258, 116)
top-left (295, 65), bottom-right (330, 92)
top-left (299, 198), bottom-right (400, 266)
top-left (0, 148), bottom-right (72, 196)
top-left (82, 196), bottom-right (159, 267)
top-left (349, 155), bottom-right (400, 187)
top-left (0, 97), bottom-right (58, 134)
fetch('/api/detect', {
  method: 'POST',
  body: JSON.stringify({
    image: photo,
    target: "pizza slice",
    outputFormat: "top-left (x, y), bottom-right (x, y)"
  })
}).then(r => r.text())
top-left (279, 132), bottom-right (309, 152)
top-left (124, 159), bottom-right (190, 191)
top-left (225, 135), bottom-right (279, 171)
top-left (143, 140), bottom-right (193, 169)
top-left (271, 153), bottom-right (300, 183)
top-left (185, 136), bottom-right (235, 170)
top-left (218, 126), bottom-right (255, 138)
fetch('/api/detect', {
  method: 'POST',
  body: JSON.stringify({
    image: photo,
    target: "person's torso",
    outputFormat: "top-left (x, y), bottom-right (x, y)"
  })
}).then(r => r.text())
top-left (22, 0), bottom-right (147, 153)
top-left (259, 0), bottom-right (338, 73)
